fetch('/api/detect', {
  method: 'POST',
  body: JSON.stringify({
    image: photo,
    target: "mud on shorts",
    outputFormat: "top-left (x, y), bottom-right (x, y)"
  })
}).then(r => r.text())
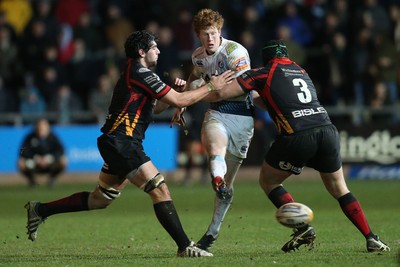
top-left (97, 133), bottom-right (150, 178)
top-left (265, 124), bottom-right (342, 174)
top-left (201, 110), bottom-right (254, 159)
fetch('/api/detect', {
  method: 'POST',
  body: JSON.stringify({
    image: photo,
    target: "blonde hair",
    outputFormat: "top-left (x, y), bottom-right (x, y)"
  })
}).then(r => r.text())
top-left (192, 9), bottom-right (224, 35)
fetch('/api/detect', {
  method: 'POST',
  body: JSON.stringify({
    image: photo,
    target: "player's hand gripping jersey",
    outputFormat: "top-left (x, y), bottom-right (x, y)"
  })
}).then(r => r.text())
top-left (101, 60), bottom-right (172, 139)
top-left (192, 38), bottom-right (252, 116)
top-left (237, 57), bottom-right (332, 135)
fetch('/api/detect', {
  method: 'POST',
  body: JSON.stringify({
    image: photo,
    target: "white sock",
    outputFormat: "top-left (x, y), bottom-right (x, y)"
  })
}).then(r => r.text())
top-left (206, 153), bottom-right (242, 238)
top-left (209, 155), bottom-right (226, 178)
top-left (206, 193), bottom-right (233, 238)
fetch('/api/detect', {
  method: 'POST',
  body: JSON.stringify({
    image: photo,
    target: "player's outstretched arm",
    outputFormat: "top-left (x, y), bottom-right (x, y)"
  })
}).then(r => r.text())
top-left (207, 78), bottom-right (245, 102)
top-left (160, 70), bottom-right (234, 108)
top-left (154, 77), bottom-right (187, 114)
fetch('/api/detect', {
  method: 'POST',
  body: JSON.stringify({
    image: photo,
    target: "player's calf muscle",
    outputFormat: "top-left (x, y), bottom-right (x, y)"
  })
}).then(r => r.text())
top-left (88, 190), bottom-right (113, 209)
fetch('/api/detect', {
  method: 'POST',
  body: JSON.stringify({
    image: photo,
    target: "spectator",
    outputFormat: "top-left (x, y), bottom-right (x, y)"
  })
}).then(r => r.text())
top-left (389, 4), bottom-right (400, 52)
top-left (88, 74), bottom-right (113, 125)
top-left (144, 20), bottom-right (160, 36)
top-left (19, 73), bottom-right (46, 123)
top-left (237, 4), bottom-right (268, 47)
top-left (310, 11), bottom-right (349, 105)
top-left (18, 118), bottom-right (67, 187)
top-left (180, 91), bottom-right (209, 185)
top-left (29, 0), bottom-right (61, 42)
top-left (57, 24), bottom-right (75, 65)
top-left (73, 12), bottom-right (104, 53)
top-left (0, 0), bottom-right (398, 130)
top-left (369, 33), bottom-right (399, 123)
top-left (21, 19), bottom-right (52, 72)
top-left (38, 66), bottom-right (63, 104)
top-left (105, 63), bottom-right (121, 85)
top-left (34, 44), bottom-right (69, 97)
top-left (0, 10), bottom-right (17, 42)
top-left (351, 27), bottom-right (375, 125)
top-left (275, 24), bottom-right (306, 66)
top-left (0, 0), bottom-right (32, 36)
top-left (103, 3), bottom-right (135, 57)
top-left (172, 7), bottom-right (195, 64)
top-left (275, 2), bottom-right (313, 47)
top-left (54, 0), bottom-right (89, 27)
top-left (359, 0), bottom-right (391, 38)
top-left (239, 29), bottom-right (263, 68)
top-left (66, 38), bottom-right (97, 109)
top-left (49, 84), bottom-right (83, 125)
top-left (0, 25), bottom-right (24, 92)
top-left (156, 25), bottom-right (183, 79)
top-left (0, 76), bottom-right (17, 113)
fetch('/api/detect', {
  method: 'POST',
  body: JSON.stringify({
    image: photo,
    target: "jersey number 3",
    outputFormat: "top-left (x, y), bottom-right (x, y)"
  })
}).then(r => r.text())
top-left (293, 78), bottom-right (312, 103)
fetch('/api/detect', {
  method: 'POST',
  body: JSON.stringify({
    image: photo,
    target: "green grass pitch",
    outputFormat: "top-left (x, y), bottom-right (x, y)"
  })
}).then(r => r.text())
top-left (0, 178), bottom-right (399, 267)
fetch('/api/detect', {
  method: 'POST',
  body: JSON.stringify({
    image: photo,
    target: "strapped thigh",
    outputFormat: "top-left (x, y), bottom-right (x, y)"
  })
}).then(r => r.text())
top-left (139, 173), bottom-right (165, 193)
top-left (98, 180), bottom-right (121, 200)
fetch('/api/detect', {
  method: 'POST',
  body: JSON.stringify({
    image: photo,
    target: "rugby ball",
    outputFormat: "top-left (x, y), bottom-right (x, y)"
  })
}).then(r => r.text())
top-left (276, 202), bottom-right (314, 228)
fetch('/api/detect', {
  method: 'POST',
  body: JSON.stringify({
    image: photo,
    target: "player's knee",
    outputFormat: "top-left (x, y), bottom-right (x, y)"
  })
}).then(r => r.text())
top-left (225, 152), bottom-right (243, 165)
top-left (91, 181), bottom-right (121, 209)
top-left (259, 176), bottom-right (273, 192)
top-left (140, 173), bottom-right (165, 193)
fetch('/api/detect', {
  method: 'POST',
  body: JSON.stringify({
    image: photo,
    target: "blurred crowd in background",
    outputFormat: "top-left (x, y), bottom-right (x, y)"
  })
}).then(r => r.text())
top-left (1, 0), bottom-right (400, 126)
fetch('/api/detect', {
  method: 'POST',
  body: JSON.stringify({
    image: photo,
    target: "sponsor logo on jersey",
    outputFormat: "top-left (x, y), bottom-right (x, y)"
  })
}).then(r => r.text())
top-left (281, 68), bottom-right (303, 73)
top-left (279, 161), bottom-right (303, 174)
top-left (234, 57), bottom-right (249, 71)
top-left (225, 42), bottom-right (238, 55)
top-left (282, 68), bottom-right (304, 76)
top-left (144, 74), bottom-right (165, 93)
top-left (154, 85), bottom-right (165, 93)
top-left (292, 107), bottom-right (327, 118)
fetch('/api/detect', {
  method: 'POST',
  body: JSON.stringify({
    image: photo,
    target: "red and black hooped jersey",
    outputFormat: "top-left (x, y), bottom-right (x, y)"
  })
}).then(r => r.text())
top-left (101, 59), bottom-right (172, 139)
top-left (237, 58), bottom-right (332, 135)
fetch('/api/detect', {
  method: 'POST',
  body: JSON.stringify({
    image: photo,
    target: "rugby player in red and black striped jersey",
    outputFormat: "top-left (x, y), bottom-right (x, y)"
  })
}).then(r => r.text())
top-left (24, 30), bottom-right (234, 257)
top-left (210, 40), bottom-right (390, 253)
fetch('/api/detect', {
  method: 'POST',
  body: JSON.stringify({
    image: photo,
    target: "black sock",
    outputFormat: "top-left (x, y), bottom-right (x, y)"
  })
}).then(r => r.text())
top-left (268, 186), bottom-right (294, 208)
top-left (38, 192), bottom-right (90, 218)
top-left (153, 201), bottom-right (190, 251)
top-left (338, 192), bottom-right (373, 238)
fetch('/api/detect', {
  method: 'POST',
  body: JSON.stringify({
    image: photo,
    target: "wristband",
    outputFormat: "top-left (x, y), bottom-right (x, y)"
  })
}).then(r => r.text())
top-left (207, 82), bottom-right (216, 92)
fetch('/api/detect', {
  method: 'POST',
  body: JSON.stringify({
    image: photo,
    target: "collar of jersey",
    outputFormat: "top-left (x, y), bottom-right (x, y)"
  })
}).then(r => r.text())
top-left (271, 57), bottom-right (292, 64)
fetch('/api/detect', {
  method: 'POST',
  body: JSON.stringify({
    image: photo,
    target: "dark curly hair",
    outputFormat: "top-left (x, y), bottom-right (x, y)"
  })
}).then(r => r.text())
top-left (124, 30), bottom-right (158, 59)
top-left (261, 40), bottom-right (289, 65)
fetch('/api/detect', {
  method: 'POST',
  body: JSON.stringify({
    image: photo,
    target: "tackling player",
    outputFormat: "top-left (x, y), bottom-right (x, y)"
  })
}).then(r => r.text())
top-left (210, 39), bottom-right (390, 253)
top-left (171, 8), bottom-right (254, 252)
top-left (24, 30), bottom-right (233, 258)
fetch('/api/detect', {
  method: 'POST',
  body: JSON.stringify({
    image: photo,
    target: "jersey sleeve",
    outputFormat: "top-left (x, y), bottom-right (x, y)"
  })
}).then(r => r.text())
top-left (226, 43), bottom-right (251, 77)
top-left (191, 47), bottom-right (203, 77)
top-left (134, 66), bottom-right (172, 99)
top-left (237, 70), bottom-right (257, 93)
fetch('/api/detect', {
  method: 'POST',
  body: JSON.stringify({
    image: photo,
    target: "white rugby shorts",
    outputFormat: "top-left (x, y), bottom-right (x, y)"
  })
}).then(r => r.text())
top-left (201, 110), bottom-right (254, 159)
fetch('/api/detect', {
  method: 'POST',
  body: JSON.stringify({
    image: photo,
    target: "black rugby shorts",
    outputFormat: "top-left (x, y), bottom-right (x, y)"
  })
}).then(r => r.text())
top-left (97, 133), bottom-right (150, 178)
top-left (265, 124), bottom-right (341, 174)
